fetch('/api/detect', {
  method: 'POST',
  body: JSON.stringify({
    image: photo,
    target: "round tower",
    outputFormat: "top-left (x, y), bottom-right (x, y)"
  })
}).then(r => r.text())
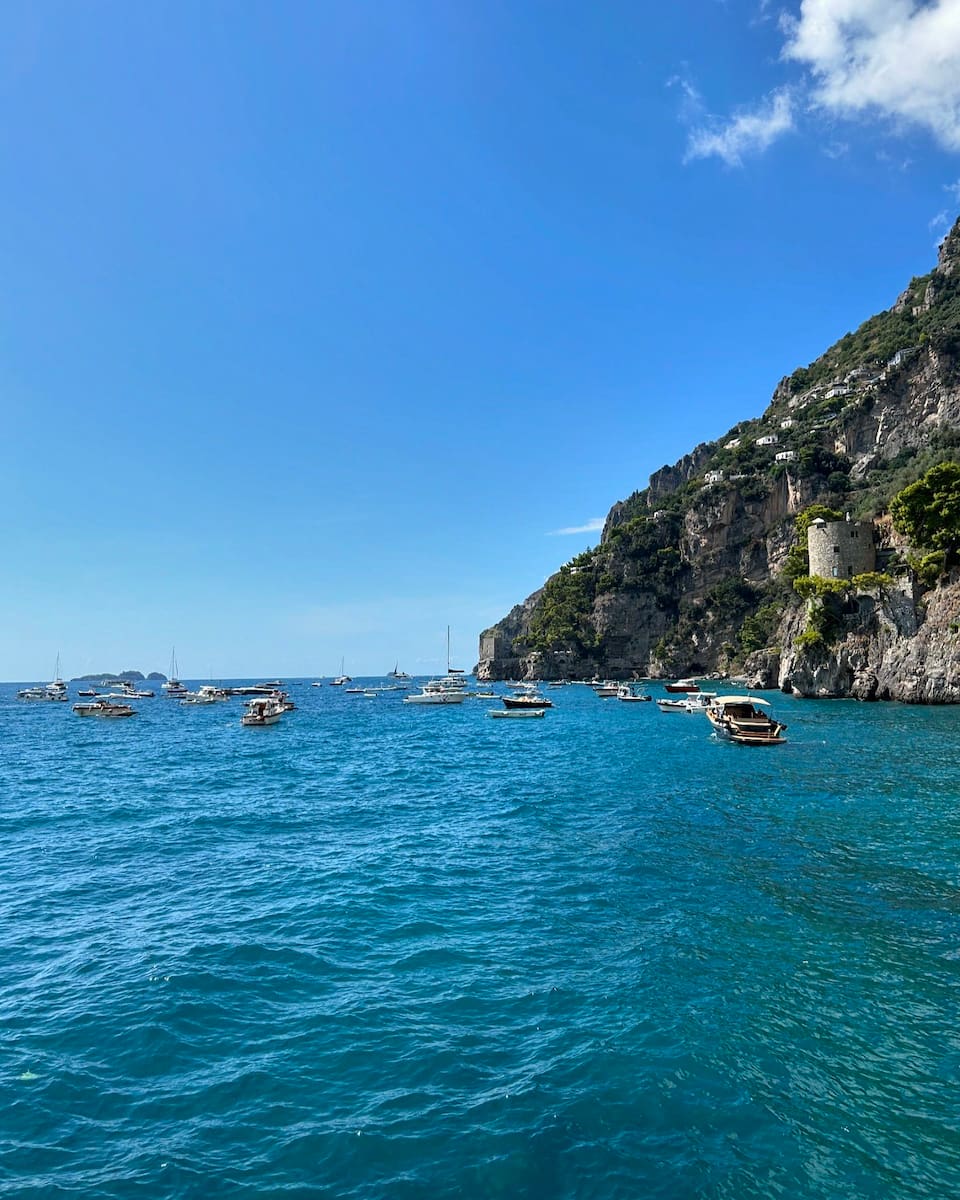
top-left (807, 517), bottom-right (876, 579)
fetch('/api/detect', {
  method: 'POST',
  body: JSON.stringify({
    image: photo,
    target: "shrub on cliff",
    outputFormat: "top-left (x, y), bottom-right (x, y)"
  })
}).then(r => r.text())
top-left (890, 461), bottom-right (960, 564)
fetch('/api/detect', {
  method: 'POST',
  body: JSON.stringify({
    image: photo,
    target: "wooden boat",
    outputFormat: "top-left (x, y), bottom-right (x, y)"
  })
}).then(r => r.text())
top-left (705, 696), bottom-right (787, 745)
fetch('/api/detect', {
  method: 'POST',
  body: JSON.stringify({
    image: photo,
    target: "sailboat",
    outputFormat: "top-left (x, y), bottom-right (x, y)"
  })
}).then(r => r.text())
top-left (388, 662), bottom-right (411, 680)
top-left (330, 658), bottom-right (351, 686)
top-left (162, 648), bottom-right (187, 696)
top-left (17, 653), bottom-right (69, 701)
top-left (445, 626), bottom-right (465, 679)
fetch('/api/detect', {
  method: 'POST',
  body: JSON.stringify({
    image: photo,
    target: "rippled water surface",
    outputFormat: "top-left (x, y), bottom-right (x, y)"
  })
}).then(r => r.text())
top-left (3, 681), bottom-right (960, 1198)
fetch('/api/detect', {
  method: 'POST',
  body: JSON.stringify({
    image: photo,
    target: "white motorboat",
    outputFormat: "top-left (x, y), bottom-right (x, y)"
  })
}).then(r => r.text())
top-left (403, 680), bottom-right (466, 705)
top-left (241, 696), bottom-right (284, 726)
top-left (489, 708), bottom-right (545, 719)
top-left (657, 692), bottom-right (716, 713)
top-left (73, 699), bottom-right (136, 718)
top-left (617, 684), bottom-right (652, 703)
top-left (593, 682), bottom-right (618, 698)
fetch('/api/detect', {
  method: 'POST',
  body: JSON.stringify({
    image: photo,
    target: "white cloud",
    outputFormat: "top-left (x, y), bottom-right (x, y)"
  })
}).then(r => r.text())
top-left (930, 209), bottom-right (950, 231)
top-left (784, 0), bottom-right (960, 150)
top-left (685, 89), bottom-right (795, 166)
top-left (946, 179), bottom-right (960, 202)
top-left (548, 518), bottom-right (605, 536)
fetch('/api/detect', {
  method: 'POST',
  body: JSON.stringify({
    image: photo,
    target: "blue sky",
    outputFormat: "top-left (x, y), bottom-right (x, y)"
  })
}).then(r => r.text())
top-left (2, 0), bottom-right (960, 679)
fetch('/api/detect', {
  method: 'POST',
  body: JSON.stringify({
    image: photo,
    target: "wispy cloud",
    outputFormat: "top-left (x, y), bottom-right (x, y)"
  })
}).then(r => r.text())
top-left (685, 88), bottom-right (794, 166)
top-left (679, 0), bottom-right (960, 165)
top-left (946, 180), bottom-right (960, 204)
top-left (548, 517), bottom-right (605, 536)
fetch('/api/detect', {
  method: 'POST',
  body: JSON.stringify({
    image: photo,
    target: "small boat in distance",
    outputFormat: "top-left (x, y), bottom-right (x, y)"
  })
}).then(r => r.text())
top-left (162, 649), bottom-right (187, 696)
top-left (388, 662), bottom-right (411, 680)
top-left (489, 708), bottom-right (545, 719)
top-left (330, 658), bottom-right (351, 686)
top-left (706, 696), bottom-right (787, 745)
top-left (18, 655), bottom-right (69, 701)
top-left (664, 678), bottom-right (701, 694)
top-left (617, 684), bottom-right (652, 702)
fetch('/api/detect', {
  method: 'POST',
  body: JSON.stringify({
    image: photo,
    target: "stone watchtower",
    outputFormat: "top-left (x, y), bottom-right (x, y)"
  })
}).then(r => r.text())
top-left (807, 516), bottom-right (876, 580)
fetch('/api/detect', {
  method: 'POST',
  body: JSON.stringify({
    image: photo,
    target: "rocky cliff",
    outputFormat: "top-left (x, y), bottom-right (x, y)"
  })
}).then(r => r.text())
top-left (477, 218), bottom-right (960, 702)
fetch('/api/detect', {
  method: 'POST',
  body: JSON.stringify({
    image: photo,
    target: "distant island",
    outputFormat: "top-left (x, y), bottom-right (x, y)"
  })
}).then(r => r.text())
top-left (70, 670), bottom-right (167, 682)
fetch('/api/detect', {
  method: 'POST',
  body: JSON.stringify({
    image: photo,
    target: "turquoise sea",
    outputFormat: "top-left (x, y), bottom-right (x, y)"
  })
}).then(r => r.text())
top-left (2, 680), bottom-right (959, 1198)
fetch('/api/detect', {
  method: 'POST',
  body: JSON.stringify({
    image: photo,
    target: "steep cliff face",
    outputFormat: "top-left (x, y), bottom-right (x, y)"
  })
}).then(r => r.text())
top-left (477, 218), bottom-right (960, 697)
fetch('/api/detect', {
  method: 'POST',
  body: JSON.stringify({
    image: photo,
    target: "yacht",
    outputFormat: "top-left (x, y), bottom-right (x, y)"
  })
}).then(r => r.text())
top-left (403, 679), bottom-right (466, 705)
top-left (388, 663), bottom-right (411, 680)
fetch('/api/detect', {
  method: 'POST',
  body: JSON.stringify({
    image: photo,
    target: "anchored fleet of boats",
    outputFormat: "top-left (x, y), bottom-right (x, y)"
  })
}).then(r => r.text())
top-left (12, 661), bottom-right (790, 745)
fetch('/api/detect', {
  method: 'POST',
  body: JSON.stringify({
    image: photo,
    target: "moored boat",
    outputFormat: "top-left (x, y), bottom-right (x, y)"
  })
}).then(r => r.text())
top-left (657, 692), bottom-right (716, 713)
top-left (241, 696), bottom-right (284, 726)
top-left (502, 690), bottom-right (552, 710)
top-left (72, 699), bottom-right (136, 718)
top-left (489, 708), bottom-right (546, 719)
top-left (617, 684), bottom-right (651, 702)
top-left (705, 695), bottom-right (787, 745)
top-left (664, 678), bottom-right (700, 694)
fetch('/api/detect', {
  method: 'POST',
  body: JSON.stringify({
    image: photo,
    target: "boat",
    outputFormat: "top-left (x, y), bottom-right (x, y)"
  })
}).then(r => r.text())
top-left (162, 649), bottom-right (187, 696)
top-left (593, 681), bottom-right (618, 698)
top-left (388, 662), bottom-right (411, 680)
top-left (117, 681), bottom-right (155, 698)
top-left (664, 678), bottom-right (701, 694)
top-left (617, 684), bottom-right (652, 703)
top-left (657, 692), bottom-right (716, 713)
top-left (502, 688), bottom-right (552, 710)
top-left (489, 708), bottom-right (546, 719)
top-left (240, 696), bottom-right (284, 726)
top-left (72, 699), bottom-right (136, 718)
top-left (403, 679), bottom-right (466, 705)
top-left (705, 695), bottom-right (787, 745)
top-left (330, 658), bottom-right (351, 686)
top-left (77, 688), bottom-right (99, 697)
top-left (17, 655), bottom-right (69, 701)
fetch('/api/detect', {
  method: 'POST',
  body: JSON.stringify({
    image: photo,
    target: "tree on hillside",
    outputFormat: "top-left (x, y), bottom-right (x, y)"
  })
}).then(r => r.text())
top-left (890, 461), bottom-right (960, 562)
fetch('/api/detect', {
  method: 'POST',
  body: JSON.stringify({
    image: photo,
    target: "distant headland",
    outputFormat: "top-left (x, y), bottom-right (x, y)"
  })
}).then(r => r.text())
top-left (70, 670), bottom-right (167, 682)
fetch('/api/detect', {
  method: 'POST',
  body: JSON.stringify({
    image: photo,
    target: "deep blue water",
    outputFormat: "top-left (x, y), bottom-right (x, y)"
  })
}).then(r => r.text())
top-left (2, 681), bottom-right (960, 1198)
